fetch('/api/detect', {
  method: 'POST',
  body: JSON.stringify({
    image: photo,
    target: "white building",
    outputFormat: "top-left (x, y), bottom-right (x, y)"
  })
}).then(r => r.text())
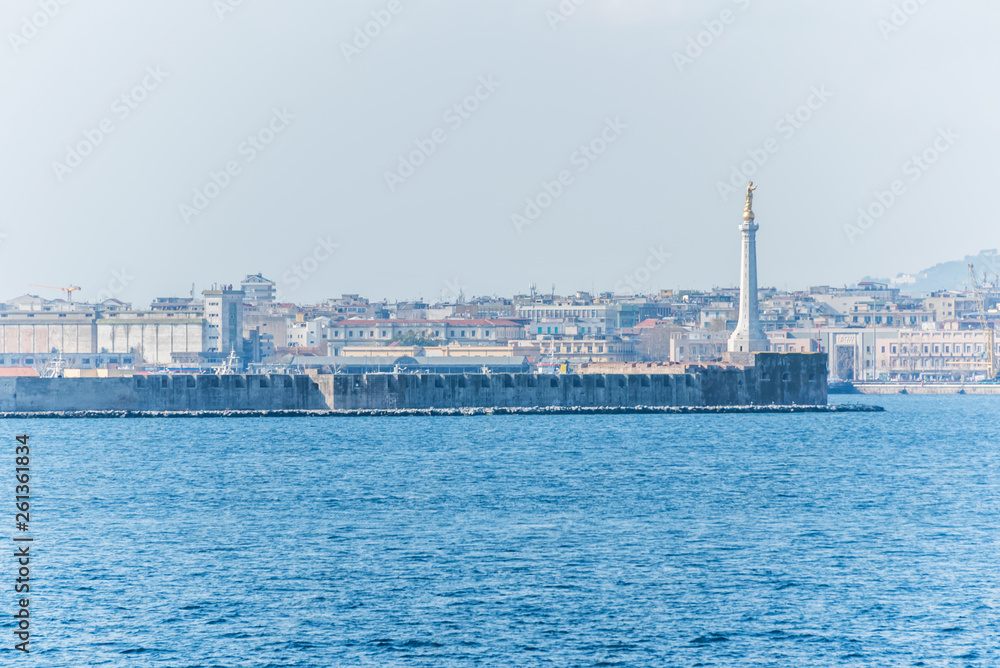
top-left (203, 288), bottom-right (244, 355)
top-left (287, 317), bottom-right (329, 348)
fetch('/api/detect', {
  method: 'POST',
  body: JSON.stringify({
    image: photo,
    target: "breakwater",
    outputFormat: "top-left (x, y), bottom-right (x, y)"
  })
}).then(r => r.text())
top-left (0, 374), bottom-right (325, 412)
top-left (316, 353), bottom-right (828, 410)
top-left (0, 353), bottom-right (827, 412)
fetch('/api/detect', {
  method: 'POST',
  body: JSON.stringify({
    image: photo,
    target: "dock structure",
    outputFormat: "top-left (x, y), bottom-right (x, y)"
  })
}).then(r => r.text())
top-left (0, 351), bottom-right (827, 412)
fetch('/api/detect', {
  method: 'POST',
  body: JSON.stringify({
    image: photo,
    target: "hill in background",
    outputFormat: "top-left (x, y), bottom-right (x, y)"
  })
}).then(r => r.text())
top-left (862, 250), bottom-right (1000, 295)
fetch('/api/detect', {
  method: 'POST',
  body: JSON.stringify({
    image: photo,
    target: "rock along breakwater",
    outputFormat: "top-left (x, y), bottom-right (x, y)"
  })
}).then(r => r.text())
top-left (0, 404), bottom-right (883, 419)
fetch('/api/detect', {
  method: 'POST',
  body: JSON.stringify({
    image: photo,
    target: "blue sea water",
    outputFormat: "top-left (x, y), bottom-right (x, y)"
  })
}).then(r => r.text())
top-left (6, 395), bottom-right (1000, 667)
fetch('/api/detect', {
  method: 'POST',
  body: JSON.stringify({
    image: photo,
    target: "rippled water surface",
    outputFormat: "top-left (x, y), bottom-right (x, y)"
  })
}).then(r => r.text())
top-left (11, 395), bottom-right (1000, 666)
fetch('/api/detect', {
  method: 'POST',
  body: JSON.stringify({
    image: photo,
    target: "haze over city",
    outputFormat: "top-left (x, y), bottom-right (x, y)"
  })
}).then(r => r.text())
top-left (3, 0), bottom-right (996, 305)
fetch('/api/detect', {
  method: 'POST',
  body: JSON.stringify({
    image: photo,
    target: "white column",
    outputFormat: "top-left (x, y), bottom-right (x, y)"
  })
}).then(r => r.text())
top-left (728, 209), bottom-right (769, 353)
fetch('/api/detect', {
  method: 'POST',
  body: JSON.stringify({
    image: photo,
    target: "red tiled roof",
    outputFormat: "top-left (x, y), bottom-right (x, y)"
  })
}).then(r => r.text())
top-left (335, 319), bottom-right (520, 327)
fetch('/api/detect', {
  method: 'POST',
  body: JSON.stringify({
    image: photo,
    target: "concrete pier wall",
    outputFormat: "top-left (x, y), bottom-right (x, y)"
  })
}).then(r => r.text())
top-left (317, 353), bottom-right (826, 409)
top-left (0, 353), bottom-right (826, 412)
top-left (0, 374), bottom-right (326, 412)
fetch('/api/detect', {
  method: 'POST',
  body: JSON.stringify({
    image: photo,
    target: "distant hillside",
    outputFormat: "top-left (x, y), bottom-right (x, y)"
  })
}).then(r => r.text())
top-left (863, 250), bottom-right (1000, 294)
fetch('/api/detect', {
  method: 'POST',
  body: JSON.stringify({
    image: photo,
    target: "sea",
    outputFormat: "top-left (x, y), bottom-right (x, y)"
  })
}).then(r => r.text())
top-left (7, 395), bottom-right (999, 667)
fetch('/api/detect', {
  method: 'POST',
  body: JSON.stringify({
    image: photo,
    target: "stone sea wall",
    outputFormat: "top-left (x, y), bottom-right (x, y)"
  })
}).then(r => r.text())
top-left (316, 353), bottom-right (827, 409)
top-left (0, 374), bottom-right (325, 412)
top-left (0, 353), bottom-right (827, 412)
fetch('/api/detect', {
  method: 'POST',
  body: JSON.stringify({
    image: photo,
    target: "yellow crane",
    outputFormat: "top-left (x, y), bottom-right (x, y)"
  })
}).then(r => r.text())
top-left (28, 284), bottom-right (81, 303)
top-left (969, 263), bottom-right (996, 379)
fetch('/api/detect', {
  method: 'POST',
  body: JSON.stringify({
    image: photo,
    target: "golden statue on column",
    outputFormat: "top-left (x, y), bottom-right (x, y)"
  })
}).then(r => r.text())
top-left (743, 182), bottom-right (757, 222)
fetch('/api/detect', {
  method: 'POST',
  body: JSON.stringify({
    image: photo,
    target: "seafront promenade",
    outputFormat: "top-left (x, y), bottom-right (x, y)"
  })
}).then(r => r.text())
top-left (851, 382), bottom-right (1000, 395)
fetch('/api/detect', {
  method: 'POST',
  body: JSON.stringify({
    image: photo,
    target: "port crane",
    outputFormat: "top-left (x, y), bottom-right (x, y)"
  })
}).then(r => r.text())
top-left (969, 263), bottom-right (997, 380)
top-left (29, 284), bottom-right (81, 303)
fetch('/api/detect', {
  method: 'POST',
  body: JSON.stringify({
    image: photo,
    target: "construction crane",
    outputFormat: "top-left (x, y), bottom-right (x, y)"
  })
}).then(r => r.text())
top-left (969, 263), bottom-right (996, 380)
top-left (28, 284), bottom-right (81, 303)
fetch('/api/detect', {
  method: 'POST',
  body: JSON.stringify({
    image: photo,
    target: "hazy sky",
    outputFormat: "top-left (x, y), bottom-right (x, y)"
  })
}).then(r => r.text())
top-left (2, 0), bottom-right (997, 305)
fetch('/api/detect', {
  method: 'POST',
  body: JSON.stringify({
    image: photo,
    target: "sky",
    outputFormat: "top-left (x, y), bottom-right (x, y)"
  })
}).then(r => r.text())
top-left (1, 0), bottom-right (997, 306)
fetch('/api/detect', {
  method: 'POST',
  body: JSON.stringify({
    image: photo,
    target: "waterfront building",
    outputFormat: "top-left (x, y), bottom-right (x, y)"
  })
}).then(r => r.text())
top-left (516, 301), bottom-right (621, 337)
top-left (287, 355), bottom-right (531, 375)
top-left (203, 287), bottom-right (245, 356)
top-left (545, 338), bottom-right (636, 364)
top-left (325, 295), bottom-right (376, 318)
top-left (671, 330), bottom-right (730, 363)
top-left (326, 319), bottom-right (525, 344)
top-left (699, 301), bottom-right (737, 331)
top-left (240, 274), bottom-right (277, 305)
top-left (923, 292), bottom-right (976, 321)
top-left (150, 297), bottom-right (204, 315)
top-left (880, 322), bottom-right (998, 381)
top-left (0, 308), bottom-right (205, 366)
top-left (334, 343), bottom-right (543, 359)
top-left (287, 316), bottom-right (329, 349)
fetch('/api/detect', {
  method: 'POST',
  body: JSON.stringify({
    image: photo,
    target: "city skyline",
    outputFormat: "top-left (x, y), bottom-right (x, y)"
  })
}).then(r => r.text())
top-left (5, 244), bottom-right (998, 308)
top-left (3, 1), bottom-right (997, 305)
